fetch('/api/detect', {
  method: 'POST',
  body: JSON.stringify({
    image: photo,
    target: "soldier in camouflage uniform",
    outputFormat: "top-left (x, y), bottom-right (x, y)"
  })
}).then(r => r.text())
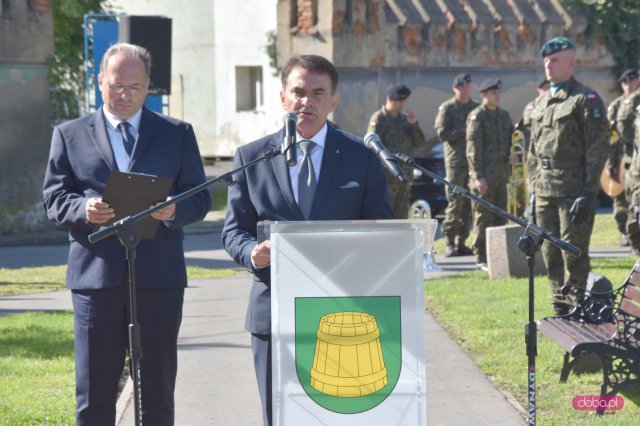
top-left (521, 76), bottom-right (549, 151)
top-left (466, 78), bottom-right (514, 270)
top-left (435, 73), bottom-right (478, 257)
top-left (605, 69), bottom-right (640, 252)
top-left (629, 103), bottom-right (640, 232)
top-left (527, 37), bottom-right (609, 315)
top-left (367, 83), bottom-right (427, 218)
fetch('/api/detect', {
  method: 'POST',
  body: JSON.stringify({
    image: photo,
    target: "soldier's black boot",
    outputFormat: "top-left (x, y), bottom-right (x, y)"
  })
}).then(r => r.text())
top-left (620, 234), bottom-right (630, 247)
top-left (456, 244), bottom-right (473, 256)
top-left (553, 303), bottom-right (572, 317)
top-left (444, 243), bottom-right (458, 257)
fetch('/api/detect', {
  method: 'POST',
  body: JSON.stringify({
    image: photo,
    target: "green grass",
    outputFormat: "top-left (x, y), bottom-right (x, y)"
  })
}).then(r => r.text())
top-left (0, 311), bottom-right (75, 425)
top-left (425, 257), bottom-right (640, 425)
top-left (590, 211), bottom-right (620, 248)
top-left (0, 266), bottom-right (239, 297)
top-left (0, 266), bottom-right (68, 296)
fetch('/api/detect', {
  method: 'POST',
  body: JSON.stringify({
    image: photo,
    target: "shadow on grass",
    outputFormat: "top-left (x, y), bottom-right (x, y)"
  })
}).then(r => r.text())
top-left (0, 312), bottom-right (74, 359)
top-left (621, 387), bottom-right (640, 408)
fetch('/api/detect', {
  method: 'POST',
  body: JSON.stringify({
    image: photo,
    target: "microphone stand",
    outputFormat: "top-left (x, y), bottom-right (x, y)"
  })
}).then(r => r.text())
top-left (394, 153), bottom-right (580, 426)
top-left (89, 146), bottom-right (282, 426)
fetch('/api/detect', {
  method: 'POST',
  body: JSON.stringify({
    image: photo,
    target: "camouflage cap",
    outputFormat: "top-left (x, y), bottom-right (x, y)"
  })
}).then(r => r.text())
top-left (540, 37), bottom-right (575, 57)
top-left (386, 83), bottom-right (412, 100)
top-left (452, 73), bottom-right (472, 87)
top-left (618, 68), bottom-right (639, 83)
top-left (478, 78), bottom-right (501, 92)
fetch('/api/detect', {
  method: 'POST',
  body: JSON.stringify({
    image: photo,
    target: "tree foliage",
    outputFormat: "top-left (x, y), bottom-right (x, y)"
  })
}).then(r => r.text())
top-left (50, 0), bottom-right (109, 122)
top-left (561, 0), bottom-right (639, 80)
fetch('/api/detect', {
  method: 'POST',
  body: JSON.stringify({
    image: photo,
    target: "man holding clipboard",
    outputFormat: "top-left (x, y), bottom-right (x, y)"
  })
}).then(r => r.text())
top-left (42, 43), bottom-right (210, 425)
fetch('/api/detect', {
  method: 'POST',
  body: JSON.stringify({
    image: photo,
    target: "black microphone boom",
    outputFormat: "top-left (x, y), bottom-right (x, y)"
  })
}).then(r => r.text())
top-left (364, 132), bottom-right (406, 182)
top-left (283, 112), bottom-right (297, 167)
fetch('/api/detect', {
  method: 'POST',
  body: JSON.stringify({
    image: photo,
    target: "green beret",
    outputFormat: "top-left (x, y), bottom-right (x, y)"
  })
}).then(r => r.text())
top-left (540, 37), bottom-right (575, 57)
top-left (386, 83), bottom-right (412, 100)
top-left (452, 73), bottom-right (472, 87)
top-left (618, 68), bottom-right (639, 83)
top-left (479, 78), bottom-right (501, 92)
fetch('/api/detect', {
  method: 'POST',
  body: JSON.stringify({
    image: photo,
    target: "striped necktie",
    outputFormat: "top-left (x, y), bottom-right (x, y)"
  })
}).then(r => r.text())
top-left (117, 121), bottom-right (135, 156)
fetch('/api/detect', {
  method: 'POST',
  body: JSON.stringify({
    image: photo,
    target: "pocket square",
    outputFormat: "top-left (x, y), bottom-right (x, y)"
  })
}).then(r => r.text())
top-left (340, 181), bottom-right (360, 189)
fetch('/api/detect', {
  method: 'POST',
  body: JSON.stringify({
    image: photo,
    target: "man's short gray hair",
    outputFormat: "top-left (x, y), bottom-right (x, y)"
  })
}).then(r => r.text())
top-left (99, 43), bottom-right (152, 78)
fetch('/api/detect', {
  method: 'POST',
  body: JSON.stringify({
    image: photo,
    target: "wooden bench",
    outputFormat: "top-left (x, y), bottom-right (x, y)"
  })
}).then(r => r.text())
top-left (538, 260), bottom-right (640, 414)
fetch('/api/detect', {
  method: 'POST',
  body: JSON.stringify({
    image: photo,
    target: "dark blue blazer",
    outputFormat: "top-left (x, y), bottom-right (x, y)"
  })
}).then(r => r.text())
top-left (43, 107), bottom-right (210, 290)
top-left (222, 124), bottom-right (394, 334)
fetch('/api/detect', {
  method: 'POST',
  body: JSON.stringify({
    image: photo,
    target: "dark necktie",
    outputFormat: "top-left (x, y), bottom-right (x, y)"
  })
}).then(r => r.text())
top-left (117, 121), bottom-right (135, 156)
top-left (298, 140), bottom-right (317, 219)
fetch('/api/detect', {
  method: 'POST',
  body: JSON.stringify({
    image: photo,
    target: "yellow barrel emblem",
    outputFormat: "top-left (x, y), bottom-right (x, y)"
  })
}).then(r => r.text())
top-left (310, 311), bottom-right (388, 397)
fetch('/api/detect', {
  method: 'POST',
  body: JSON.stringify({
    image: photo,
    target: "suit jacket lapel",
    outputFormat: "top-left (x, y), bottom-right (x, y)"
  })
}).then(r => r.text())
top-left (89, 107), bottom-right (117, 171)
top-left (271, 128), bottom-right (303, 218)
top-left (128, 107), bottom-right (157, 171)
top-left (309, 124), bottom-right (342, 219)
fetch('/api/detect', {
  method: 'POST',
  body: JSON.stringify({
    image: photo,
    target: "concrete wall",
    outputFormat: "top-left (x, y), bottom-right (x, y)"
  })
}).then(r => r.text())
top-left (0, 0), bottom-right (54, 235)
top-left (336, 66), bottom-right (619, 143)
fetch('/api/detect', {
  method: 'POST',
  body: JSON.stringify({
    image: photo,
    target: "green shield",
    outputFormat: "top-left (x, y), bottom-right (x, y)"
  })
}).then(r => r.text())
top-left (295, 296), bottom-right (402, 414)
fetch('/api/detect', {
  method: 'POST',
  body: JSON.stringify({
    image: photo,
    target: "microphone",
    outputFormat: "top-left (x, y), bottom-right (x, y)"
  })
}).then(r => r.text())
top-left (282, 112), bottom-right (297, 167)
top-left (364, 132), bottom-right (406, 182)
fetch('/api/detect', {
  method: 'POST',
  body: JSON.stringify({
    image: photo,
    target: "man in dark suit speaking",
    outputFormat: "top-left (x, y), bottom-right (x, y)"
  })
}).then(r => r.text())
top-left (42, 43), bottom-right (210, 425)
top-left (222, 54), bottom-right (394, 425)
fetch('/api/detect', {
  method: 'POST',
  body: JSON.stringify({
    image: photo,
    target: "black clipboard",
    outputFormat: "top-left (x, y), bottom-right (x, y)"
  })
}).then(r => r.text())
top-left (101, 171), bottom-right (174, 240)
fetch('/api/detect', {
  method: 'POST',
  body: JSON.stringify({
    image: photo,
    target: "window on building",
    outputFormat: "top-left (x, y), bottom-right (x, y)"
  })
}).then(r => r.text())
top-left (235, 66), bottom-right (263, 111)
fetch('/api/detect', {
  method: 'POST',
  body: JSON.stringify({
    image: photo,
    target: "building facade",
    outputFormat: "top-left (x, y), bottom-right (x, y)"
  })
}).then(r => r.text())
top-left (110, 0), bottom-right (618, 157)
top-left (2, 0), bottom-right (619, 235)
top-left (277, 0), bottom-right (616, 145)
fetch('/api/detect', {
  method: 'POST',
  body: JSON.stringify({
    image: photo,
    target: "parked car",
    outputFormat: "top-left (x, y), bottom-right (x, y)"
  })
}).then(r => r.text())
top-left (408, 143), bottom-right (448, 219)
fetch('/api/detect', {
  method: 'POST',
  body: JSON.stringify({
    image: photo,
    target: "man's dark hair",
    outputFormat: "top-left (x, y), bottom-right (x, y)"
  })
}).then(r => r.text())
top-left (281, 54), bottom-right (339, 93)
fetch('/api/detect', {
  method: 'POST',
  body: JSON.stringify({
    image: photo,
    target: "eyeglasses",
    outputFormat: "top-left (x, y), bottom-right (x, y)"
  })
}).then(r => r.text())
top-left (108, 83), bottom-right (144, 95)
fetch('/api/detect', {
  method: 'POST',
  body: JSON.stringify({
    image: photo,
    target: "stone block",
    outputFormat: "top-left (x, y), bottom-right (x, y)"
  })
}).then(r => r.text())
top-left (486, 224), bottom-right (547, 280)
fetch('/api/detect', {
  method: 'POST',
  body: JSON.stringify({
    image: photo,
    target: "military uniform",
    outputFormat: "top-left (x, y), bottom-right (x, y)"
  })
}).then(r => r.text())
top-left (466, 95), bottom-right (513, 265)
top-left (367, 85), bottom-right (426, 218)
top-left (521, 77), bottom-right (549, 152)
top-left (527, 77), bottom-right (609, 314)
top-left (522, 96), bottom-right (545, 152)
top-left (607, 82), bottom-right (640, 251)
top-left (629, 108), bottom-right (640, 224)
top-left (435, 96), bottom-right (479, 251)
top-left (521, 99), bottom-right (536, 150)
